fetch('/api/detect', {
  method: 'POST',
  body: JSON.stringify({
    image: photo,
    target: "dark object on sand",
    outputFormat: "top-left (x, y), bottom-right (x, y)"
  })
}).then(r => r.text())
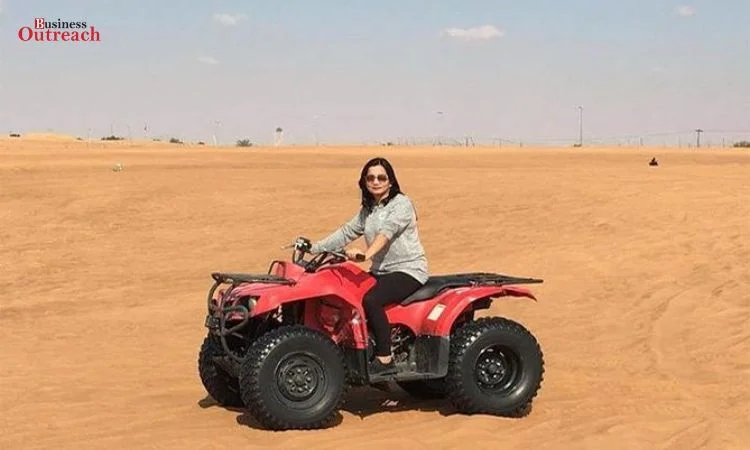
top-left (649, 157), bottom-right (658, 167)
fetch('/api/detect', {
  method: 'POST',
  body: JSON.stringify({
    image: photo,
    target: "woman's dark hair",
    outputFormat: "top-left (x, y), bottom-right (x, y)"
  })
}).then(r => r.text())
top-left (358, 157), bottom-right (403, 212)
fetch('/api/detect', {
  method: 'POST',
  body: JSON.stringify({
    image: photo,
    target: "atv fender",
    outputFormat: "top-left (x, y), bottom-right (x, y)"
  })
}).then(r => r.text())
top-left (421, 285), bottom-right (537, 336)
top-left (245, 267), bottom-right (373, 319)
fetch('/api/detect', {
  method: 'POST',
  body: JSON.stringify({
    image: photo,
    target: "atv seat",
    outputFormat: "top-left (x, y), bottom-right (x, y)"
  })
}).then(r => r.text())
top-left (400, 274), bottom-right (481, 306)
top-left (399, 272), bottom-right (544, 306)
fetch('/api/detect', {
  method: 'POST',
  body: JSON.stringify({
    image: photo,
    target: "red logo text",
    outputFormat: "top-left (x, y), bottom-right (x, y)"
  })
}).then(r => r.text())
top-left (19, 18), bottom-right (100, 42)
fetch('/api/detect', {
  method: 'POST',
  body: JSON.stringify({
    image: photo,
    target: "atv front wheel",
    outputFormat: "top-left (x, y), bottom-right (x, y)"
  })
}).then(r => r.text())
top-left (198, 335), bottom-right (244, 407)
top-left (446, 317), bottom-right (544, 416)
top-left (239, 325), bottom-right (347, 430)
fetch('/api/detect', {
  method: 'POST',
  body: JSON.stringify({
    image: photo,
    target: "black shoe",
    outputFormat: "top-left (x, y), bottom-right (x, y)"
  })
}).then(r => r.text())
top-left (369, 358), bottom-right (397, 378)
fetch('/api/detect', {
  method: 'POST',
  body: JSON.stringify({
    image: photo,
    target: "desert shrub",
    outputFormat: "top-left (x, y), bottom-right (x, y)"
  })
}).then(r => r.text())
top-left (9, 132), bottom-right (21, 138)
top-left (169, 137), bottom-right (183, 144)
top-left (101, 135), bottom-right (125, 141)
top-left (197, 141), bottom-right (205, 145)
top-left (236, 139), bottom-right (252, 147)
top-left (732, 141), bottom-right (750, 148)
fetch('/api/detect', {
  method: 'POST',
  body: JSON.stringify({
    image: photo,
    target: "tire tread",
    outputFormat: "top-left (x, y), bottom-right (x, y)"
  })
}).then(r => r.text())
top-left (198, 336), bottom-right (244, 407)
top-left (239, 325), bottom-right (349, 430)
top-left (446, 317), bottom-right (544, 416)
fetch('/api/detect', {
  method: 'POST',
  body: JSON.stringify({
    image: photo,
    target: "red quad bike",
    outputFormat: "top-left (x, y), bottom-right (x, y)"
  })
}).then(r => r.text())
top-left (198, 237), bottom-right (545, 430)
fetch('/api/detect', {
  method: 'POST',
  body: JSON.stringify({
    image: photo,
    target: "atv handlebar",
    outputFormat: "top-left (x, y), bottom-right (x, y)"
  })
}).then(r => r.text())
top-left (325, 248), bottom-right (366, 262)
top-left (284, 236), bottom-right (365, 271)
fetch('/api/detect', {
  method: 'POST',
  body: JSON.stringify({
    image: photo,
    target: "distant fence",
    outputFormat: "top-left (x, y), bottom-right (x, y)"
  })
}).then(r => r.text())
top-left (9, 129), bottom-right (750, 149)
top-left (382, 131), bottom-right (750, 148)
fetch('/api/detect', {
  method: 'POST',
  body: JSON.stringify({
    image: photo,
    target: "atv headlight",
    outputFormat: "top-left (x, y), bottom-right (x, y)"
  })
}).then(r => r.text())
top-left (238, 295), bottom-right (258, 312)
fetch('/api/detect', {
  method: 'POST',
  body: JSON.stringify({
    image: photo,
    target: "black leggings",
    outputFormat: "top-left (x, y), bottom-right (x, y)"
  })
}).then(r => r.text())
top-left (363, 271), bottom-right (423, 357)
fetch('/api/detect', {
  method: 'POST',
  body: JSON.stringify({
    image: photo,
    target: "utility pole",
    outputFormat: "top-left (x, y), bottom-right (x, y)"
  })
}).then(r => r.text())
top-left (695, 128), bottom-right (703, 148)
top-left (576, 106), bottom-right (583, 146)
top-left (212, 120), bottom-right (221, 147)
top-left (436, 111), bottom-right (444, 146)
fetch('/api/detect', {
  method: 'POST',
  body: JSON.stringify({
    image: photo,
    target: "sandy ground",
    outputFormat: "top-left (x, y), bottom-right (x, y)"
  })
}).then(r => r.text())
top-left (1, 138), bottom-right (749, 449)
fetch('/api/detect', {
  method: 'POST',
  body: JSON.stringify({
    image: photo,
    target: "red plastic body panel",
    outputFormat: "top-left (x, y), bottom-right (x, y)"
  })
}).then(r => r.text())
top-left (407, 285), bottom-right (537, 336)
top-left (214, 259), bottom-right (539, 349)
top-left (222, 261), bottom-right (375, 348)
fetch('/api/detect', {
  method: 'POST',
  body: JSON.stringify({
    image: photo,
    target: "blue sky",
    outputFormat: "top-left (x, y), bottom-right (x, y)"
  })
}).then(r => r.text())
top-left (1, 0), bottom-right (748, 146)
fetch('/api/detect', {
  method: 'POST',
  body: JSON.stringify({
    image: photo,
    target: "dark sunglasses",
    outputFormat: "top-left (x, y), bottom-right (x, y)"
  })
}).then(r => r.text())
top-left (366, 174), bottom-right (388, 183)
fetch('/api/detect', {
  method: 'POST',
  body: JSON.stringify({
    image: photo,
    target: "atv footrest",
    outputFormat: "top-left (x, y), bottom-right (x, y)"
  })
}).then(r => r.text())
top-left (369, 370), bottom-right (441, 384)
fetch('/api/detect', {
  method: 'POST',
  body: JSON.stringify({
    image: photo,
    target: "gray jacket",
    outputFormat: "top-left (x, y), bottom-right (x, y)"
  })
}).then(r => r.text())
top-left (310, 193), bottom-right (429, 284)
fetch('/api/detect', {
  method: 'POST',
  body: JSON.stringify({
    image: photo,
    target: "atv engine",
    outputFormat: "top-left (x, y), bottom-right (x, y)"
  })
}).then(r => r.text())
top-left (366, 325), bottom-right (416, 365)
top-left (391, 325), bottom-right (415, 364)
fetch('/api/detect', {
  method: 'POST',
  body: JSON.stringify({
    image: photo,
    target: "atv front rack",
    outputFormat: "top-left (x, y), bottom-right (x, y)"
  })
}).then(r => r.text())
top-left (207, 272), bottom-right (294, 311)
top-left (210, 272), bottom-right (296, 285)
top-left (206, 272), bottom-right (296, 362)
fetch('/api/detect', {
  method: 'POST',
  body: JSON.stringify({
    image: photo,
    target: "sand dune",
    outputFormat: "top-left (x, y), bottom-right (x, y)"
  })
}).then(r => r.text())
top-left (1, 141), bottom-right (748, 449)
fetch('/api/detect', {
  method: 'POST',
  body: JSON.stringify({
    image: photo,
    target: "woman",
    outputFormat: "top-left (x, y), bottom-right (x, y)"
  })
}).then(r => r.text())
top-left (310, 157), bottom-right (428, 376)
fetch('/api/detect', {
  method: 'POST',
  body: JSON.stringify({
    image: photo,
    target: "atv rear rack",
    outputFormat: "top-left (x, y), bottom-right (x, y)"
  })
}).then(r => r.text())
top-left (451, 272), bottom-right (544, 286)
top-left (400, 272), bottom-right (544, 305)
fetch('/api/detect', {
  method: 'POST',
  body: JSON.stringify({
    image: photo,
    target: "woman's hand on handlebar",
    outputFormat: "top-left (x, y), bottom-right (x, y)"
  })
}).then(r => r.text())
top-left (345, 248), bottom-right (366, 262)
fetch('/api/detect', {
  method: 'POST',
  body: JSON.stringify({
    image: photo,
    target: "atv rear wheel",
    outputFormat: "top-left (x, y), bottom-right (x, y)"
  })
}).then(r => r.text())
top-left (198, 335), bottom-right (244, 407)
top-left (446, 317), bottom-right (544, 416)
top-left (396, 378), bottom-right (448, 399)
top-left (239, 325), bottom-right (347, 430)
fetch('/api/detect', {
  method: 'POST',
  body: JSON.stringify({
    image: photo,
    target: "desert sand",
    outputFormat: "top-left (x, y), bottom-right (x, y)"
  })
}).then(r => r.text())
top-left (1, 138), bottom-right (749, 449)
